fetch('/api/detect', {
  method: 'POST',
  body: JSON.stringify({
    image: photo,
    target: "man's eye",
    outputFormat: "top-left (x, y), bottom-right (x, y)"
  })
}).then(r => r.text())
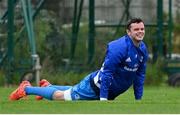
top-left (134, 28), bottom-right (139, 31)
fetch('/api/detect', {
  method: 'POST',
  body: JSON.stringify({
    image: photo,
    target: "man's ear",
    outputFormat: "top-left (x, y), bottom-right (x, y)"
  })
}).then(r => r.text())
top-left (126, 29), bottom-right (130, 35)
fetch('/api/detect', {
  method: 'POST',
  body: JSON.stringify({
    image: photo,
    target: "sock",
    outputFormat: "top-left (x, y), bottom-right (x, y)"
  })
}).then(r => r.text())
top-left (25, 86), bottom-right (58, 100)
top-left (49, 85), bottom-right (72, 91)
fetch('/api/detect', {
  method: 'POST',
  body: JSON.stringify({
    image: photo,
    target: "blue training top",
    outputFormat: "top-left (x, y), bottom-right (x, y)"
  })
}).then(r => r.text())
top-left (90, 35), bottom-right (149, 100)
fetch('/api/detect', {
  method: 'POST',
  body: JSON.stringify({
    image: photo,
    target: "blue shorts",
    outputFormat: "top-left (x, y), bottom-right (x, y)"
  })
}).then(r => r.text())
top-left (64, 74), bottom-right (99, 100)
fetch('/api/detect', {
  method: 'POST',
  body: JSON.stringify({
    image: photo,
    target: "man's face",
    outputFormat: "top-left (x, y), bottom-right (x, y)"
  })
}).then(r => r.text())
top-left (127, 22), bottom-right (145, 42)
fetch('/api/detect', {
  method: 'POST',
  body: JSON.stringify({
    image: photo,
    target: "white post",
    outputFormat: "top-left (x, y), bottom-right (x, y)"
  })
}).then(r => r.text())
top-left (32, 54), bottom-right (41, 86)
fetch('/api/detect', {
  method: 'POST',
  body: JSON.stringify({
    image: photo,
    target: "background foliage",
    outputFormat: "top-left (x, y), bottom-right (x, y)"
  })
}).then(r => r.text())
top-left (0, 8), bottom-right (180, 86)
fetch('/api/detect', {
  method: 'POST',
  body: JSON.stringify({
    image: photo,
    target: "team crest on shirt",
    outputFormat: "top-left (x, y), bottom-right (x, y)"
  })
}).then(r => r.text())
top-left (135, 54), bottom-right (138, 58)
top-left (75, 94), bottom-right (80, 99)
top-left (140, 56), bottom-right (143, 62)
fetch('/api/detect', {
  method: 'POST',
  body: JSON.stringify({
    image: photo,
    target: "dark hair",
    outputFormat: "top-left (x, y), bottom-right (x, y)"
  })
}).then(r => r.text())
top-left (126, 18), bottom-right (144, 30)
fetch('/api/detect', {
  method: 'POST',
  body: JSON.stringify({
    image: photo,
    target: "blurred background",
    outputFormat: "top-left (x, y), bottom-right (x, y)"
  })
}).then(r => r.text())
top-left (0, 0), bottom-right (179, 87)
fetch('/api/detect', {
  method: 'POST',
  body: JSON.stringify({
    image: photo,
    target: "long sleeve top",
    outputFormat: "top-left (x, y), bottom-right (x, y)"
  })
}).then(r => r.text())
top-left (90, 35), bottom-right (149, 100)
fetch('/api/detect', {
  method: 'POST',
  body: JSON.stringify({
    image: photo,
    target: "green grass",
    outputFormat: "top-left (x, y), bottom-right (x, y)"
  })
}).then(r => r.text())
top-left (0, 86), bottom-right (179, 114)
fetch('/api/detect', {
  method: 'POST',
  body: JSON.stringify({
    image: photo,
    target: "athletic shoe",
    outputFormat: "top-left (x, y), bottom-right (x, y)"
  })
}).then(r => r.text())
top-left (9, 81), bottom-right (31, 100)
top-left (35, 79), bottom-right (50, 100)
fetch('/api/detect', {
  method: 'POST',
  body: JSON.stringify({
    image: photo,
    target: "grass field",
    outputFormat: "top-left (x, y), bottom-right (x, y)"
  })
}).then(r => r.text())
top-left (0, 86), bottom-right (179, 114)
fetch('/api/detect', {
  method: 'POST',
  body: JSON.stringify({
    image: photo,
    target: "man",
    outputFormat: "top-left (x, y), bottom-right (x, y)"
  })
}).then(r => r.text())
top-left (9, 18), bottom-right (148, 101)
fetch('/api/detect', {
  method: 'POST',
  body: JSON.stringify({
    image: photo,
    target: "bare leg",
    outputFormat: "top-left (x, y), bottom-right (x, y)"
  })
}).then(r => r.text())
top-left (52, 90), bottom-right (65, 100)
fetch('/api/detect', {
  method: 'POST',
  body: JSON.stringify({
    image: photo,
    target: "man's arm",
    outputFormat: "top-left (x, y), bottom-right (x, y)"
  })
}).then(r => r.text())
top-left (133, 46), bottom-right (148, 100)
top-left (99, 60), bottom-right (114, 100)
top-left (99, 45), bottom-right (123, 100)
top-left (133, 62), bottom-right (146, 100)
top-left (133, 43), bottom-right (149, 100)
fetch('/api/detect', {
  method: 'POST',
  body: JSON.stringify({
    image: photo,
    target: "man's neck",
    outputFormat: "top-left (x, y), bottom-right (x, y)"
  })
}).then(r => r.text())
top-left (130, 37), bottom-right (140, 47)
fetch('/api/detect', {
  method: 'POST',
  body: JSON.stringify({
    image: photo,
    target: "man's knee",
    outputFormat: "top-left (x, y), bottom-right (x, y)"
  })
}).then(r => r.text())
top-left (52, 90), bottom-right (65, 100)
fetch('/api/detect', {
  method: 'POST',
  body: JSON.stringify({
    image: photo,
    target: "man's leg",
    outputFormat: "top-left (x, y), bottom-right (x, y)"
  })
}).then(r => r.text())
top-left (50, 85), bottom-right (72, 91)
top-left (35, 79), bottom-right (72, 100)
top-left (28, 87), bottom-right (71, 100)
top-left (37, 79), bottom-right (72, 90)
top-left (9, 80), bottom-right (66, 101)
top-left (25, 86), bottom-right (56, 100)
top-left (52, 90), bottom-right (65, 100)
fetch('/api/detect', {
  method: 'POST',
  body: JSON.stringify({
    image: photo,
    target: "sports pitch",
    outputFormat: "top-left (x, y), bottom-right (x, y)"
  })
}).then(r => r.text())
top-left (0, 86), bottom-right (179, 114)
